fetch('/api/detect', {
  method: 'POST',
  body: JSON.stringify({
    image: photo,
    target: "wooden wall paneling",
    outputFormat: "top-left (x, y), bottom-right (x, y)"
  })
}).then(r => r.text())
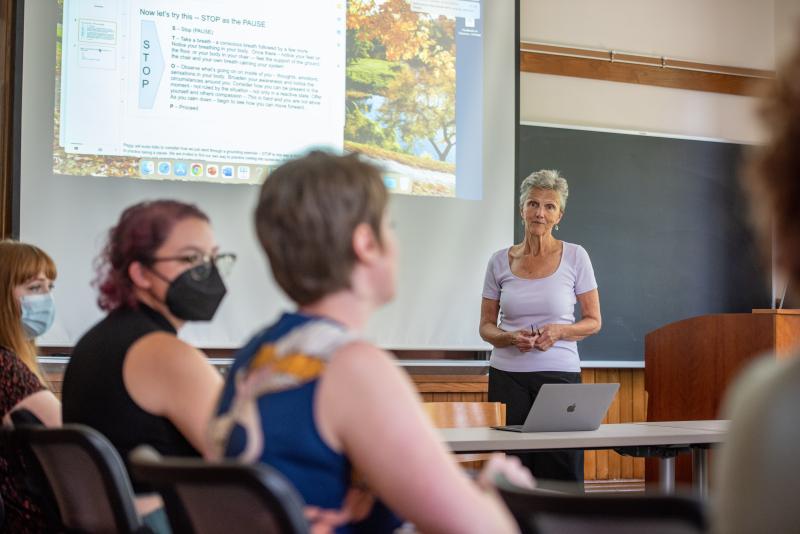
top-left (606, 369), bottom-right (621, 479)
top-left (595, 369), bottom-right (609, 479)
top-left (582, 369), bottom-right (596, 480)
top-left (46, 374), bottom-right (63, 399)
top-left (393, 350), bottom-right (483, 360)
top-left (520, 46), bottom-right (772, 97)
top-left (43, 364), bottom-right (647, 481)
top-left (619, 370), bottom-right (634, 479)
top-left (412, 375), bottom-right (488, 394)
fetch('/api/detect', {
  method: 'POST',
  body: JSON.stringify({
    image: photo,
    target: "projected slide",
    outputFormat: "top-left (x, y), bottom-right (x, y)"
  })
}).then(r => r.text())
top-left (54, 0), bottom-right (484, 198)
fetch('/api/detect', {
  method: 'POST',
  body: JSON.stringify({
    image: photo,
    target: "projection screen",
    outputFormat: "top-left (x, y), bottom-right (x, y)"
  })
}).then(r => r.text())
top-left (15, 0), bottom-right (518, 350)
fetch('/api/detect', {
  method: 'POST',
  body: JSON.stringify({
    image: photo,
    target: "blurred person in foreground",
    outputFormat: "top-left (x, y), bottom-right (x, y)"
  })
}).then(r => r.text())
top-left (713, 33), bottom-right (800, 534)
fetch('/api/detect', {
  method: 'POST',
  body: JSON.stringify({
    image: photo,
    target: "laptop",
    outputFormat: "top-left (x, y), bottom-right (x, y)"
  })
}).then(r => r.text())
top-left (493, 383), bottom-right (620, 432)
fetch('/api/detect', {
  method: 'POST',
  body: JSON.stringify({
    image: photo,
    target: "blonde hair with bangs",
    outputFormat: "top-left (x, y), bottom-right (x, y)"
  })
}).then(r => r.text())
top-left (0, 240), bottom-right (57, 384)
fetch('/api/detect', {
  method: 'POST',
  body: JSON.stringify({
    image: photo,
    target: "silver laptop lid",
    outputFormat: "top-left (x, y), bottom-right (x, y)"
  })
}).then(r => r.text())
top-left (521, 383), bottom-right (620, 432)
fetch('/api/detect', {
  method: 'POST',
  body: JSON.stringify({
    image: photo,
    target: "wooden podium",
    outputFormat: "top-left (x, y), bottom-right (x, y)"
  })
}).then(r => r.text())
top-left (644, 309), bottom-right (800, 483)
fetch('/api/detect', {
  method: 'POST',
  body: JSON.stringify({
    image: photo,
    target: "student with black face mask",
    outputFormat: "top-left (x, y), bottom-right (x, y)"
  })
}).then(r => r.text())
top-left (62, 200), bottom-right (234, 534)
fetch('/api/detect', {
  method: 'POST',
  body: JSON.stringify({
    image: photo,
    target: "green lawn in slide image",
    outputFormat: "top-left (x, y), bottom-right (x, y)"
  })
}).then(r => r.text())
top-left (346, 57), bottom-right (403, 94)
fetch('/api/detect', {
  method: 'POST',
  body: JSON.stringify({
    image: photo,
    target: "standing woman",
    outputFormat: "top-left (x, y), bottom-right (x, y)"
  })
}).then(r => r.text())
top-left (0, 240), bottom-right (61, 533)
top-left (479, 170), bottom-right (601, 485)
top-left (62, 200), bottom-right (231, 532)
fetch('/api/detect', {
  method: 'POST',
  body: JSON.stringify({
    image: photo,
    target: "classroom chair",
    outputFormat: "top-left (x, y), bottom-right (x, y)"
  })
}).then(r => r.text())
top-left (496, 474), bottom-right (707, 534)
top-left (15, 424), bottom-right (151, 533)
top-left (1, 409), bottom-right (64, 531)
top-left (129, 446), bottom-right (309, 534)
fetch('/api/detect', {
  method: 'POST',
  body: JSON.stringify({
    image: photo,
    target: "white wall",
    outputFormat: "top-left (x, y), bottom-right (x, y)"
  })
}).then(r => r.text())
top-left (520, 0), bottom-right (775, 143)
top-left (521, 0), bottom-right (774, 69)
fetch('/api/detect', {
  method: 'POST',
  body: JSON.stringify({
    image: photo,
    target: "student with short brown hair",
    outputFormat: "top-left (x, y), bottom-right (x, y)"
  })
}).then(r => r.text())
top-left (212, 151), bottom-right (532, 534)
top-left (254, 151), bottom-right (388, 305)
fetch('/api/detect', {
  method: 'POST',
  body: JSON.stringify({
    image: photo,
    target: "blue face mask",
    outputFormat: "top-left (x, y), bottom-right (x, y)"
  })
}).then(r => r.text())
top-left (20, 293), bottom-right (55, 338)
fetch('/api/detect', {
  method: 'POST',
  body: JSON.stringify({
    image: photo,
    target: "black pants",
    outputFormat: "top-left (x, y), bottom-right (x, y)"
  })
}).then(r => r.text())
top-left (488, 367), bottom-right (584, 488)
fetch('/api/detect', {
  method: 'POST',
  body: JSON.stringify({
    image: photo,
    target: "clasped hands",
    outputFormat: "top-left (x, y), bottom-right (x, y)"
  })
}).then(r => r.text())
top-left (511, 324), bottom-right (563, 352)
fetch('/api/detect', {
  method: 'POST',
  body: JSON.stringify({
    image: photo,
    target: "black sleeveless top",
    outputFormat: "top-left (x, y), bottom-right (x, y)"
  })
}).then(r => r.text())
top-left (62, 304), bottom-right (198, 493)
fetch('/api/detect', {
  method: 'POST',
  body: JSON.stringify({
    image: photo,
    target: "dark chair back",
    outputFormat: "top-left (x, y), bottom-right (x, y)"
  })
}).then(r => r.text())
top-left (129, 446), bottom-right (309, 534)
top-left (496, 476), bottom-right (707, 534)
top-left (16, 424), bottom-right (149, 534)
top-left (1, 409), bottom-right (63, 531)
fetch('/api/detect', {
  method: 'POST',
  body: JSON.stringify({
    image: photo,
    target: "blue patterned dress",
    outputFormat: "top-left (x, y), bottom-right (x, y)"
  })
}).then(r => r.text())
top-left (212, 312), bottom-right (402, 534)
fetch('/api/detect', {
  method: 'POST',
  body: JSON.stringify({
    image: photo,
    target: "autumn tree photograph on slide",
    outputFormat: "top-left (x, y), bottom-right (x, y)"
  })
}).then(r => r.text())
top-left (346, 0), bottom-right (458, 197)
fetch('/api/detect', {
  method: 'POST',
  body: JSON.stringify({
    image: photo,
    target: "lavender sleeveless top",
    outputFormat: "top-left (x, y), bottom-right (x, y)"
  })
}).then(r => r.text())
top-left (482, 242), bottom-right (597, 373)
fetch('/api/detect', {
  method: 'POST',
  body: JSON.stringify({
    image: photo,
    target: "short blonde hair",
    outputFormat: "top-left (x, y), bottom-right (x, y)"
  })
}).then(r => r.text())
top-left (519, 169), bottom-right (569, 212)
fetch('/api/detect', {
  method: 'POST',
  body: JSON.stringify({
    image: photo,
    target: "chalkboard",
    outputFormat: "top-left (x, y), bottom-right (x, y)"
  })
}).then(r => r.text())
top-left (516, 125), bottom-right (770, 362)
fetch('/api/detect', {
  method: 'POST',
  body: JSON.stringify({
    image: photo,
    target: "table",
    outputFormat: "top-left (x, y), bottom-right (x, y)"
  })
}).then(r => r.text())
top-left (439, 420), bottom-right (728, 496)
top-left (643, 420), bottom-right (729, 433)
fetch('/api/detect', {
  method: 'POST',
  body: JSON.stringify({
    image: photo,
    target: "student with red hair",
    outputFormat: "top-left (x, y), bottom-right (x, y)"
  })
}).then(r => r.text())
top-left (62, 200), bottom-right (234, 532)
